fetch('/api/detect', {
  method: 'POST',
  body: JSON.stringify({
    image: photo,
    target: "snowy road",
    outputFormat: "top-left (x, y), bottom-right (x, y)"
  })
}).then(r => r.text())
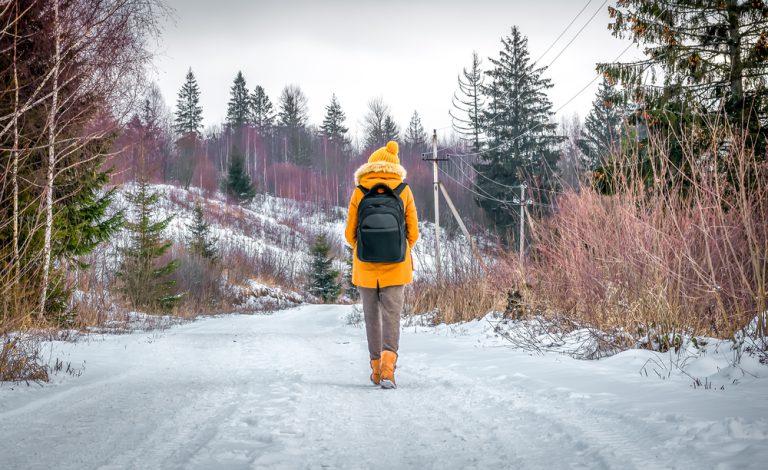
top-left (1, 305), bottom-right (767, 469)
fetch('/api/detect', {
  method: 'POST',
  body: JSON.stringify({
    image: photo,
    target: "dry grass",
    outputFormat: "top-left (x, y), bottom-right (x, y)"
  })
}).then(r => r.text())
top-left (521, 122), bottom-right (767, 345)
top-left (405, 242), bottom-right (506, 324)
top-left (405, 276), bottom-right (504, 325)
top-left (0, 335), bottom-right (49, 383)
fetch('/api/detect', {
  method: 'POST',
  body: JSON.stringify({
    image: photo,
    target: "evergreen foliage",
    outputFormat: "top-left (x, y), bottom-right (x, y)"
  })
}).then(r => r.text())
top-left (343, 246), bottom-right (358, 301)
top-left (117, 179), bottom-right (181, 312)
top-left (187, 202), bottom-right (219, 260)
top-left (558, 115), bottom-right (587, 190)
top-left (173, 67), bottom-right (203, 136)
top-left (451, 51), bottom-right (485, 151)
top-left (226, 71), bottom-right (251, 129)
top-left (223, 150), bottom-right (256, 203)
top-left (598, 0), bottom-right (768, 152)
top-left (578, 78), bottom-right (625, 170)
top-left (478, 26), bottom-right (562, 231)
top-left (251, 85), bottom-right (275, 133)
top-left (0, 1), bottom-right (124, 321)
top-left (383, 115), bottom-right (400, 144)
top-left (363, 97), bottom-right (397, 150)
top-left (320, 94), bottom-right (349, 145)
top-left (404, 110), bottom-right (428, 152)
top-left (278, 85), bottom-right (311, 165)
top-left (308, 234), bottom-right (341, 303)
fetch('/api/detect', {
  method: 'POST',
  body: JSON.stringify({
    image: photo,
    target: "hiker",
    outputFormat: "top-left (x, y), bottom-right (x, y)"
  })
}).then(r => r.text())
top-left (345, 141), bottom-right (419, 389)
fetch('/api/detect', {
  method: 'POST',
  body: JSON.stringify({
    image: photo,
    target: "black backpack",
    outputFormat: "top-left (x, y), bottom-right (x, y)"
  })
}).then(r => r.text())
top-left (356, 182), bottom-right (408, 263)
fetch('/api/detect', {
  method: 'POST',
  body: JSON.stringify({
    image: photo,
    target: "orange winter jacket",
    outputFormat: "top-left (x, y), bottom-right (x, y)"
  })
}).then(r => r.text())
top-left (345, 161), bottom-right (419, 288)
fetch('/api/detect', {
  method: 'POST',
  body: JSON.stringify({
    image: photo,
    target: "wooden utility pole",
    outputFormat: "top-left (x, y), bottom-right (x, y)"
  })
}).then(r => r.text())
top-left (519, 183), bottom-right (527, 265)
top-left (432, 131), bottom-right (440, 277)
top-left (422, 130), bottom-right (448, 279)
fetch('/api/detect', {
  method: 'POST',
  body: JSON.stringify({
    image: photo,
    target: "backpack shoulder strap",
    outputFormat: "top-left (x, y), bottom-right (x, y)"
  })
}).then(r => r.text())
top-left (394, 182), bottom-right (408, 195)
top-left (357, 185), bottom-right (370, 196)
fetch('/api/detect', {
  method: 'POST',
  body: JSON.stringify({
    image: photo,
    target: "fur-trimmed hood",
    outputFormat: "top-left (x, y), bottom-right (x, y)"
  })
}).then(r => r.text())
top-left (353, 161), bottom-right (407, 186)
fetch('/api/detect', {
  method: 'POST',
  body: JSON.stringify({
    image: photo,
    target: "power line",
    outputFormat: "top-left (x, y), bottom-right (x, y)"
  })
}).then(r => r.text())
top-left (533, 0), bottom-right (595, 66)
top-left (438, 166), bottom-right (518, 207)
top-left (448, 40), bottom-right (636, 160)
top-left (544, 0), bottom-right (609, 70)
top-left (477, 0), bottom-right (598, 128)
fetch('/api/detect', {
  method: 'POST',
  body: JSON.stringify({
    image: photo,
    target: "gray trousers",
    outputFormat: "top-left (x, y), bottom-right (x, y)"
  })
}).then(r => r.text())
top-left (359, 285), bottom-right (404, 360)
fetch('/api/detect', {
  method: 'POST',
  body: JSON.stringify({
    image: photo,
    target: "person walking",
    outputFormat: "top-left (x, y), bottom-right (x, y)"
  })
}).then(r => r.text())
top-left (345, 140), bottom-right (419, 389)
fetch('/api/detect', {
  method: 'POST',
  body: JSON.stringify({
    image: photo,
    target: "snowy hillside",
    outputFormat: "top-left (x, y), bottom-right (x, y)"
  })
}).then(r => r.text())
top-left (108, 183), bottom-right (450, 280)
top-left (1, 305), bottom-right (766, 469)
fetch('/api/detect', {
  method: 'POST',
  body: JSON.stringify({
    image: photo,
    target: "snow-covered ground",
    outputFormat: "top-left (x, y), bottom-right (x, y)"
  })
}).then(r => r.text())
top-left (1, 305), bottom-right (766, 469)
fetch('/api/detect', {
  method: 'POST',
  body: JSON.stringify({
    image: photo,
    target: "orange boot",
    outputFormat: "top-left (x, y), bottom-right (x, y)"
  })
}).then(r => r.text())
top-left (370, 359), bottom-right (381, 385)
top-left (380, 350), bottom-right (397, 389)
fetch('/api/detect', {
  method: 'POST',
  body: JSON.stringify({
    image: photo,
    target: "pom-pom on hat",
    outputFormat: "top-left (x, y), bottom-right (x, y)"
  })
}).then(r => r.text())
top-left (368, 141), bottom-right (400, 165)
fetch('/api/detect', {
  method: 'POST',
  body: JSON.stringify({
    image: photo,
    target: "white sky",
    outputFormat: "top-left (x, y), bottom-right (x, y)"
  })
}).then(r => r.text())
top-left (150, 0), bottom-right (640, 141)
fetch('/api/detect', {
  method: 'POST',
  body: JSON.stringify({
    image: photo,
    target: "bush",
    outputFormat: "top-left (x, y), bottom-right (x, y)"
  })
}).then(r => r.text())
top-left (522, 122), bottom-right (767, 344)
top-left (169, 244), bottom-right (230, 315)
top-left (404, 242), bottom-right (504, 324)
top-left (0, 335), bottom-right (49, 383)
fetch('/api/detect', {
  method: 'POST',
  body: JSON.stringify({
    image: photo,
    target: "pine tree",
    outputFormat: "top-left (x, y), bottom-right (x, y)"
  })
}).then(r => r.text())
top-left (250, 85), bottom-right (275, 133)
top-left (118, 178), bottom-right (181, 312)
top-left (363, 97), bottom-right (396, 150)
top-left (451, 51), bottom-right (485, 151)
top-left (404, 110), bottom-right (428, 152)
top-left (172, 69), bottom-right (203, 189)
top-left (173, 67), bottom-right (203, 136)
top-left (559, 114), bottom-right (587, 190)
top-left (223, 150), bottom-right (256, 203)
top-left (343, 246), bottom-right (358, 301)
top-left (478, 26), bottom-right (562, 231)
top-left (598, 0), bottom-right (768, 151)
top-left (187, 202), bottom-right (218, 260)
top-left (320, 93), bottom-right (349, 144)
top-left (308, 233), bottom-right (341, 303)
top-left (383, 115), bottom-right (400, 144)
top-left (226, 71), bottom-right (251, 129)
top-left (578, 78), bottom-right (625, 170)
top-left (278, 84), bottom-right (311, 165)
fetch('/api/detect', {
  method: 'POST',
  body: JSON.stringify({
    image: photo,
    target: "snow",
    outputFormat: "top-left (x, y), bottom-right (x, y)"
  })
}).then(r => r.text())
top-left (106, 183), bottom-right (459, 283)
top-left (2, 305), bottom-right (766, 469)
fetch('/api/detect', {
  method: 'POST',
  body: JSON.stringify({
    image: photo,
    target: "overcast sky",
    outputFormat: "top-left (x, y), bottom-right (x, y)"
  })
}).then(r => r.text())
top-left (150, 0), bottom-right (640, 141)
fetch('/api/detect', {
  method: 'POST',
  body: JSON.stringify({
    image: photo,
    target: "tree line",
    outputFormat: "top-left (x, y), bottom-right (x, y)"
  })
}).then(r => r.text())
top-left (2, 0), bottom-right (766, 327)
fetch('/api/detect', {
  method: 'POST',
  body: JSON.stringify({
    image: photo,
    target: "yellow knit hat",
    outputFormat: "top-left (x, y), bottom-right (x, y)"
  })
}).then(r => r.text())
top-left (368, 141), bottom-right (400, 165)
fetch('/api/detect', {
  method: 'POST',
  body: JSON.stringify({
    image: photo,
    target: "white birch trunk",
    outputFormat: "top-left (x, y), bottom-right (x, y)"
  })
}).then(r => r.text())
top-left (39, 0), bottom-right (61, 320)
top-left (12, 1), bottom-right (20, 288)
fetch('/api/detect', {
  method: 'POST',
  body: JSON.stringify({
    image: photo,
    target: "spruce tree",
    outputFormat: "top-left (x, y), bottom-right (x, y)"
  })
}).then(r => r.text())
top-left (600, 0), bottom-right (768, 117)
top-left (363, 97), bottom-right (396, 150)
top-left (578, 78), bottom-right (625, 170)
top-left (278, 84), bottom-right (311, 165)
top-left (404, 110), bottom-right (428, 152)
top-left (450, 51), bottom-right (485, 151)
top-left (308, 233), bottom-right (341, 303)
top-left (226, 71), bottom-right (251, 129)
top-left (598, 0), bottom-right (768, 152)
top-left (479, 26), bottom-right (562, 231)
top-left (559, 114), bottom-right (587, 190)
top-left (343, 246), bottom-right (358, 301)
top-left (172, 69), bottom-right (203, 189)
top-left (118, 178), bottom-right (181, 312)
top-left (223, 150), bottom-right (256, 203)
top-left (173, 67), bottom-right (203, 136)
top-left (187, 202), bottom-right (218, 260)
top-left (383, 115), bottom-right (400, 144)
top-left (250, 85), bottom-right (275, 133)
top-left (320, 93), bottom-right (349, 144)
